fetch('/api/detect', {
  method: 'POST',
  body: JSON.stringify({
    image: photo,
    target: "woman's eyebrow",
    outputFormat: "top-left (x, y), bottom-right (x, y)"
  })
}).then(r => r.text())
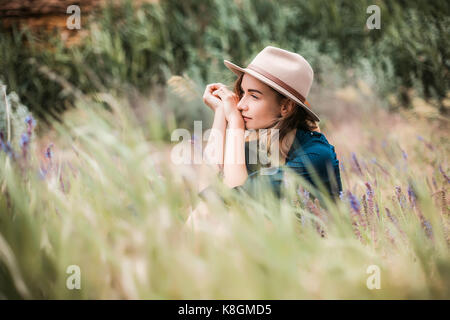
top-left (240, 86), bottom-right (263, 95)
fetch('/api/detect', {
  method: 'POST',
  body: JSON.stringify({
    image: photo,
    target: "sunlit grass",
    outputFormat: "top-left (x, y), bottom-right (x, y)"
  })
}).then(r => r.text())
top-left (0, 83), bottom-right (448, 299)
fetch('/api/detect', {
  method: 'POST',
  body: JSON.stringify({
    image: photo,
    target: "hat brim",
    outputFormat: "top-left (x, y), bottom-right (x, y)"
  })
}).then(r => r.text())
top-left (224, 59), bottom-right (320, 122)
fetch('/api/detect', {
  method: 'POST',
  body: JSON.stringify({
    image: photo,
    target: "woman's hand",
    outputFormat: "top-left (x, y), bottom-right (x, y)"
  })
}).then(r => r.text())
top-left (203, 83), bottom-right (226, 112)
top-left (212, 86), bottom-right (243, 125)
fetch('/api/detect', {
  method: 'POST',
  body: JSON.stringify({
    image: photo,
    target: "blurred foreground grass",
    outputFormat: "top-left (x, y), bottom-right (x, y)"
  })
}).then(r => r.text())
top-left (0, 80), bottom-right (448, 299)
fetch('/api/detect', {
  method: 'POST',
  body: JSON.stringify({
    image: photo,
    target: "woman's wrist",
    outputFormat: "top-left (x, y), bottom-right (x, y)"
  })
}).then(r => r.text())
top-left (227, 114), bottom-right (244, 128)
top-left (214, 105), bottom-right (225, 115)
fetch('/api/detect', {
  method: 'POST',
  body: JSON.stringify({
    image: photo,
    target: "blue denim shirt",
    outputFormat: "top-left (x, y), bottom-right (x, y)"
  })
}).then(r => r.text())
top-left (198, 127), bottom-right (342, 204)
top-left (233, 128), bottom-right (342, 201)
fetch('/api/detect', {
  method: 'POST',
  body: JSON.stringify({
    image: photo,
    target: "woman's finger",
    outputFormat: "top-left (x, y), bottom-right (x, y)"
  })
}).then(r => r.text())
top-left (207, 83), bottom-right (225, 91)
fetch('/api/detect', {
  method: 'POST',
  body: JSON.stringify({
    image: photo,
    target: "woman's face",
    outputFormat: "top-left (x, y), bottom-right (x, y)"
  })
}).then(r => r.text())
top-left (237, 73), bottom-right (282, 130)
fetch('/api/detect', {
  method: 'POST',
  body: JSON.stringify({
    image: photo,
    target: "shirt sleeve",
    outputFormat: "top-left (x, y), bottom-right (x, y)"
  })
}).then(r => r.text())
top-left (231, 166), bottom-right (285, 199)
top-left (286, 152), bottom-right (342, 198)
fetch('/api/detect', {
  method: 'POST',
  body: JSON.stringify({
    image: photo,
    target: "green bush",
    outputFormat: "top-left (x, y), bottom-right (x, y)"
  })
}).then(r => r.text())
top-left (0, 0), bottom-right (448, 122)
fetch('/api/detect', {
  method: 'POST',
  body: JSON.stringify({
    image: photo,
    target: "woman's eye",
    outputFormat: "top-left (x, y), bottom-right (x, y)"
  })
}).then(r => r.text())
top-left (239, 89), bottom-right (258, 99)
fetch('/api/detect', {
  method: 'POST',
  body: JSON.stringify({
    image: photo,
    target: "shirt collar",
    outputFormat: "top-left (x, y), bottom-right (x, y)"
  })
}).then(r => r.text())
top-left (287, 128), bottom-right (323, 159)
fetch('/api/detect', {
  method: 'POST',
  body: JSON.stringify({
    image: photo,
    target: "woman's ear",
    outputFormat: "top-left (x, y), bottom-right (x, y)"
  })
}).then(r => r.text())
top-left (280, 99), bottom-right (295, 117)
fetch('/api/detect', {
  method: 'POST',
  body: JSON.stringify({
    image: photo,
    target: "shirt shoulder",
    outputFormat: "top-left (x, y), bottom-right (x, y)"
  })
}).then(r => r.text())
top-left (286, 130), bottom-right (339, 167)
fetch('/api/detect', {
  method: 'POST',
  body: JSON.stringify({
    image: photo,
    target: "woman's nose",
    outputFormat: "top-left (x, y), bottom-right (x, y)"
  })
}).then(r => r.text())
top-left (237, 97), bottom-right (248, 111)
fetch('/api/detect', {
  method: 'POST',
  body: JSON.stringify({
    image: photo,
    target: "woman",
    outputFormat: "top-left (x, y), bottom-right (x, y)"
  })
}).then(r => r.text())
top-left (187, 46), bottom-right (342, 226)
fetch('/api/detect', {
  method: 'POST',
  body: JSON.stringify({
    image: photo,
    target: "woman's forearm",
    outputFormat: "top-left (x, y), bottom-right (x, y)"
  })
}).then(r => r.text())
top-left (199, 107), bottom-right (227, 191)
top-left (223, 118), bottom-right (248, 188)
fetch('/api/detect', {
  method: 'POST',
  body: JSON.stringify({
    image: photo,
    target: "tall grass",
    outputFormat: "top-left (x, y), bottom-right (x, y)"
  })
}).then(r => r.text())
top-left (0, 81), bottom-right (448, 299)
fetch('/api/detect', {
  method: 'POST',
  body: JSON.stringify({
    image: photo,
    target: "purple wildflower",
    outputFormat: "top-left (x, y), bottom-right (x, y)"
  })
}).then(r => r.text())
top-left (395, 186), bottom-right (406, 209)
top-left (0, 132), bottom-right (10, 155)
top-left (351, 152), bottom-right (363, 175)
top-left (365, 182), bottom-right (375, 219)
top-left (385, 207), bottom-right (398, 225)
top-left (422, 220), bottom-right (433, 239)
top-left (385, 207), bottom-right (405, 238)
top-left (25, 114), bottom-right (36, 124)
top-left (401, 148), bottom-right (408, 160)
top-left (407, 184), bottom-right (417, 207)
top-left (45, 143), bottom-right (54, 159)
top-left (4, 141), bottom-right (14, 159)
top-left (439, 165), bottom-right (450, 184)
top-left (365, 182), bottom-right (374, 198)
top-left (339, 190), bottom-right (345, 201)
top-left (20, 133), bottom-right (29, 148)
top-left (432, 176), bottom-right (437, 189)
top-left (347, 191), bottom-right (363, 242)
top-left (361, 194), bottom-right (368, 229)
top-left (347, 191), bottom-right (361, 214)
top-left (25, 114), bottom-right (36, 138)
top-left (416, 135), bottom-right (435, 151)
top-left (0, 132), bottom-right (6, 152)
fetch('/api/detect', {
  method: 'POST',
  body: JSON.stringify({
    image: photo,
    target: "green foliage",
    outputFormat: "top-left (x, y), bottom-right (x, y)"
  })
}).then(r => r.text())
top-left (0, 81), bottom-right (36, 151)
top-left (0, 0), bottom-right (448, 124)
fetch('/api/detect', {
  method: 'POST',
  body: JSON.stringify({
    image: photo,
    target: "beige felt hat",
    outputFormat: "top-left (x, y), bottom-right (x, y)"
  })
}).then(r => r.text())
top-left (224, 46), bottom-right (319, 122)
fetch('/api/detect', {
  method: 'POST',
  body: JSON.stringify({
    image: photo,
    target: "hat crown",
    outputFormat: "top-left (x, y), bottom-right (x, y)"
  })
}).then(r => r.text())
top-left (223, 45), bottom-right (320, 122)
top-left (250, 46), bottom-right (314, 98)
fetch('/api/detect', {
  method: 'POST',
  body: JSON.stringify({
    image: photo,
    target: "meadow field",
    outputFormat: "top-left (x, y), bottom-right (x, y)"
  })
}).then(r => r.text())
top-left (0, 0), bottom-right (449, 299)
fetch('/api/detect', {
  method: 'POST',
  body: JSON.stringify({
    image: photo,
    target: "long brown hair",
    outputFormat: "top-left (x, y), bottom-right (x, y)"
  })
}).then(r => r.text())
top-left (233, 73), bottom-right (319, 162)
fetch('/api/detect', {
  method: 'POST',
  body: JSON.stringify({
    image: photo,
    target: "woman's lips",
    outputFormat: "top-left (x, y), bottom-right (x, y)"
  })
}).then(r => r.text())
top-left (243, 116), bottom-right (252, 121)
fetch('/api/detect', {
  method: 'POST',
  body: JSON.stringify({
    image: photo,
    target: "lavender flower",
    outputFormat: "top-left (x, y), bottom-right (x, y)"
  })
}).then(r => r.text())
top-left (385, 207), bottom-right (405, 237)
top-left (45, 143), bottom-right (54, 159)
top-left (347, 191), bottom-right (361, 214)
top-left (365, 182), bottom-right (375, 219)
top-left (347, 191), bottom-right (363, 242)
top-left (407, 184), bottom-right (417, 208)
top-left (25, 114), bottom-right (36, 138)
top-left (339, 190), bottom-right (345, 202)
top-left (432, 176), bottom-right (438, 189)
top-left (395, 186), bottom-right (406, 209)
top-left (365, 182), bottom-right (374, 198)
top-left (351, 152), bottom-right (363, 175)
top-left (385, 207), bottom-right (399, 226)
top-left (4, 141), bottom-right (14, 159)
top-left (20, 133), bottom-right (29, 148)
top-left (416, 135), bottom-right (435, 150)
top-left (25, 114), bottom-right (36, 126)
top-left (439, 165), bottom-right (450, 184)
top-left (0, 132), bottom-right (6, 153)
top-left (0, 131), bottom-right (16, 160)
top-left (401, 148), bottom-right (408, 160)
top-left (422, 220), bottom-right (433, 239)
